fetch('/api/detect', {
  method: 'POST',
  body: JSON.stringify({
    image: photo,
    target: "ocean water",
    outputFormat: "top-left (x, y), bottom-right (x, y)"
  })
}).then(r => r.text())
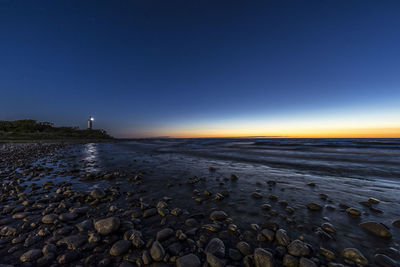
top-left (41, 138), bottom-right (400, 260)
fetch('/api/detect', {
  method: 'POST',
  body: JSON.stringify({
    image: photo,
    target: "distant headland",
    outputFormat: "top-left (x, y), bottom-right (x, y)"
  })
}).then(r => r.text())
top-left (0, 119), bottom-right (112, 141)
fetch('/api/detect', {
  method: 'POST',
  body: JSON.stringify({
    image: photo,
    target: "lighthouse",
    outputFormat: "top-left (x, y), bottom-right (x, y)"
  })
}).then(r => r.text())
top-left (88, 116), bottom-right (94, 130)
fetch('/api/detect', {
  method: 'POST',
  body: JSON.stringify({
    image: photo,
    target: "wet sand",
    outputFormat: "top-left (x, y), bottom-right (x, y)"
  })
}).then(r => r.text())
top-left (0, 140), bottom-right (399, 266)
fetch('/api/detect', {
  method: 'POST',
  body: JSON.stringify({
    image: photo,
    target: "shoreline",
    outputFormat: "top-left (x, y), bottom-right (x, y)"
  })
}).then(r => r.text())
top-left (0, 142), bottom-right (399, 266)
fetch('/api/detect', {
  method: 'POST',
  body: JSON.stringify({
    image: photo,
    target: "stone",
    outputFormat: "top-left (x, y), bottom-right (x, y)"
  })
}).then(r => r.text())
top-left (229, 248), bottom-right (242, 261)
top-left (94, 217), bottom-right (120, 235)
top-left (150, 241), bottom-right (165, 261)
top-left (261, 229), bottom-right (275, 242)
top-left (254, 248), bottom-right (274, 267)
top-left (321, 222), bottom-right (336, 233)
top-left (288, 240), bottom-right (310, 257)
top-left (210, 211), bottom-right (228, 221)
top-left (319, 247), bottom-right (335, 260)
top-left (392, 220), bottom-right (400, 228)
top-left (374, 253), bottom-right (398, 267)
top-left (176, 253), bottom-right (201, 267)
top-left (57, 235), bottom-right (86, 250)
top-left (252, 192), bottom-right (262, 198)
top-left (110, 240), bottom-right (131, 256)
top-left (236, 241), bottom-right (252, 255)
top-left (307, 203), bottom-right (322, 211)
top-left (342, 248), bottom-right (368, 265)
top-left (42, 244), bottom-right (57, 255)
top-left (346, 207), bottom-right (361, 216)
top-left (42, 214), bottom-right (57, 224)
top-left (360, 221), bottom-right (392, 238)
top-left (90, 188), bottom-right (106, 199)
top-left (20, 249), bottom-right (42, 262)
top-left (143, 208), bottom-right (157, 218)
top-left (276, 229), bottom-right (290, 246)
top-left (206, 238), bottom-right (225, 258)
top-left (283, 254), bottom-right (298, 267)
top-left (156, 228), bottom-right (174, 241)
top-left (206, 252), bottom-right (225, 267)
top-left (368, 197), bottom-right (380, 204)
top-left (299, 257), bottom-right (317, 267)
top-left (59, 212), bottom-right (78, 221)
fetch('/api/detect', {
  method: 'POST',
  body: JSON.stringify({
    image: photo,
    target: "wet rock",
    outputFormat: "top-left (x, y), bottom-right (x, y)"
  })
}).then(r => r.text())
top-left (262, 204), bottom-right (271, 210)
top-left (360, 221), bottom-right (392, 238)
top-left (57, 250), bottom-right (79, 264)
top-left (176, 253), bottom-right (201, 267)
top-left (76, 219), bottom-right (93, 232)
top-left (207, 252), bottom-right (225, 267)
top-left (253, 248), bottom-right (274, 267)
top-left (252, 192), bottom-right (262, 198)
top-left (150, 241), bottom-right (165, 261)
top-left (203, 224), bottom-right (221, 232)
top-left (236, 241), bottom-right (252, 256)
top-left (210, 211), bottom-right (228, 221)
top-left (288, 240), bottom-right (310, 257)
top-left (392, 220), bottom-right (400, 228)
top-left (342, 248), bottom-right (368, 265)
top-left (307, 203), bottom-right (322, 211)
top-left (42, 213), bottom-right (57, 224)
top-left (276, 229), bottom-right (290, 246)
top-left (299, 257), bottom-right (317, 267)
top-left (94, 217), bottom-right (120, 235)
top-left (110, 240), bottom-right (131, 256)
top-left (368, 197), bottom-right (380, 204)
top-left (57, 234), bottom-right (86, 250)
top-left (206, 238), bottom-right (225, 258)
top-left (321, 223), bottom-right (336, 233)
top-left (90, 188), bottom-right (106, 199)
top-left (42, 244), bottom-right (57, 254)
top-left (156, 228), bottom-right (174, 241)
top-left (20, 249), bottom-right (42, 262)
top-left (376, 247), bottom-right (400, 261)
top-left (346, 207), bottom-right (361, 216)
top-left (59, 212), bottom-right (78, 221)
top-left (374, 253), bottom-right (398, 267)
top-left (283, 254), bottom-right (298, 267)
top-left (319, 247), bottom-right (335, 260)
top-left (229, 248), bottom-right (242, 261)
top-left (143, 208), bottom-right (157, 218)
top-left (261, 229), bottom-right (275, 242)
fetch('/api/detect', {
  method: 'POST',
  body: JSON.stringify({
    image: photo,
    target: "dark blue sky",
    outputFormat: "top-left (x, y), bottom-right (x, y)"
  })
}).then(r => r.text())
top-left (1, 0), bottom-right (399, 137)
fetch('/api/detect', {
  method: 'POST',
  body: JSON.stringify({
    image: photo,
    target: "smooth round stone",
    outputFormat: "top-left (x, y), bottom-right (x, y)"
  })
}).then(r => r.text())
top-left (368, 197), bottom-right (380, 204)
top-left (342, 248), bottom-right (368, 265)
top-left (346, 207), bottom-right (361, 216)
top-left (210, 211), bottom-right (228, 221)
top-left (110, 240), bottom-right (131, 256)
top-left (20, 249), bottom-right (42, 262)
top-left (319, 247), bottom-right (335, 260)
top-left (307, 203), bottom-right (322, 211)
top-left (359, 221), bottom-right (392, 238)
top-left (261, 229), bottom-right (275, 242)
top-left (156, 228), bottom-right (174, 241)
top-left (150, 241), bottom-right (165, 261)
top-left (42, 214), bottom-right (57, 224)
top-left (299, 257), bottom-right (317, 267)
top-left (94, 217), bottom-right (120, 235)
top-left (283, 254), bottom-right (298, 267)
top-left (392, 220), bottom-right (400, 228)
top-left (236, 241), bottom-right (252, 256)
top-left (321, 223), bottom-right (336, 233)
top-left (205, 238), bottom-right (225, 258)
top-left (252, 192), bottom-right (262, 198)
top-left (90, 188), bottom-right (106, 199)
top-left (374, 253), bottom-right (398, 267)
top-left (253, 248), bottom-right (274, 267)
top-left (288, 240), bottom-right (310, 257)
top-left (176, 253), bottom-right (201, 267)
top-left (276, 229), bottom-right (290, 246)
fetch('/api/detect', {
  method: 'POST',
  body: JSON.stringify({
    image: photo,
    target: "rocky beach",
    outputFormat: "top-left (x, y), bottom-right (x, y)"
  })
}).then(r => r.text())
top-left (0, 139), bottom-right (400, 267)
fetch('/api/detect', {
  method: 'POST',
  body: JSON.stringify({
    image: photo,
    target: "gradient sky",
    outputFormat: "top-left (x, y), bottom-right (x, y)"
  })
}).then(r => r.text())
top-left (1, 0), bottom-right (399, 138)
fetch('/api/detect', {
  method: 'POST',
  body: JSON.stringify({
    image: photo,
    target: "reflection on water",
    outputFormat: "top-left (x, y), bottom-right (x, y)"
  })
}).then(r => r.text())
top-left (83, 143), bottom-right (99, 172)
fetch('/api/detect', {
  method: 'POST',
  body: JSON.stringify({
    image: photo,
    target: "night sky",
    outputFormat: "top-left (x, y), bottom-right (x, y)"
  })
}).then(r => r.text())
top-left (1, 0), bottom-right (399, 138)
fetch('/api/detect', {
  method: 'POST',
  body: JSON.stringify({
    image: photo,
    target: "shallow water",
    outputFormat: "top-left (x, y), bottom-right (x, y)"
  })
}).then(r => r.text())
top-left (31, 138), bottom-right (400, 260)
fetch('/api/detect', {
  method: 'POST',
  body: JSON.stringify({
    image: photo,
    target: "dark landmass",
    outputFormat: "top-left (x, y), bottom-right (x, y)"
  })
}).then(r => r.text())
top-left (0, 119), bottom-right (112, 141)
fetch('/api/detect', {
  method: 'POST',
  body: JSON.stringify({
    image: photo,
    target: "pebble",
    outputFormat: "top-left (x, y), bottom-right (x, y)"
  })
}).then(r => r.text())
top-left (94, 217), bottom-right (120, 235)
top-left (150, 241), bottom-right (165, 261)
top-left (20, 249), bottom-right (42, 262)
top-left (253, 248), bottom-right (274, 267)
top-left (288, 240), bottom-right (310, 256)
top-left (110, 240), bottom-right (131, 256)
top-left (205, 238), bottom-right (225, 258)
top-left (210, 210), bottom-right (228, 221)
top-left (359, 221), bottom-right (392, 238)
top-left (346, 207), bottom-right (361, 216)
top-left (342, 248), bottom-right (368, 265)
top-left (276, 229), bottom-right (290, 246)
top-left (156, 228), bottom-right (174, 241)
top-left (307, 203), bottom-right (322, 211)
top-left (176, 253), bottom-right (201, 267)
